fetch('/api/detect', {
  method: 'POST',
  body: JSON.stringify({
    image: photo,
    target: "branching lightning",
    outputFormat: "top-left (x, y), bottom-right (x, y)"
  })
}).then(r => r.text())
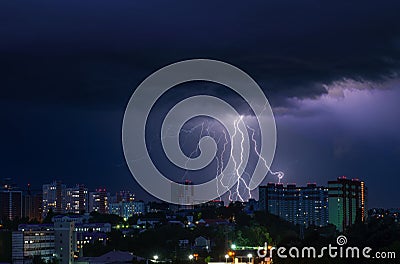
top-left (231, 116), bottom-right (252, 201)
top-left (247, 124), bottom-right (284, 183)
top-left (178, 115), bottom-right (284, 202)
top-left (216, 129), bottom-right (229, 201)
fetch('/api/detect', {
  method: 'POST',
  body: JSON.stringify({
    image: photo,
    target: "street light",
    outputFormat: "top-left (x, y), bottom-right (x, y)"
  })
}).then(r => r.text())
top-left (153, 255), bottom-right (158, 262)
top-left (224, 254), bottom-right (229, 263)
top-left (189, 254), bottom-right (194, 261)
top-left (231, 244), bottom-right (236, 250)
top-left (247, 253), bottom-right (252, 263)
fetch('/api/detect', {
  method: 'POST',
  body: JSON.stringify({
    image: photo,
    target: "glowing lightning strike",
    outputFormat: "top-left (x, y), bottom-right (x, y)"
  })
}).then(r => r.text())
top-left (179, 115), bottom-right (284, 203)
top-left (230, 117), bottom-right (243, 201)
top-left (247, 124), bottom-right (284, 183)
top-left (239, 100), bottom-right (285, 184)
top-left (216, 129), bottom-right (230, 201)
top-left (234, 116), bottom-right (252, 201)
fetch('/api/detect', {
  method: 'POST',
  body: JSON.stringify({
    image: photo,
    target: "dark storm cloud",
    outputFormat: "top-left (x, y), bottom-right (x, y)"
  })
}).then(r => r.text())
top-left (1, 0), bottom-right (400, 207)
top-left (1, 0), bottom-right (400, 108)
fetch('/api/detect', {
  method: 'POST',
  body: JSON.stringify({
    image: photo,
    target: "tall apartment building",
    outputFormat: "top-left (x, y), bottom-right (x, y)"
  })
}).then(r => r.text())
top-left (42, 181), bottom-right (66, 217)
top-left (0, 179), bottom-right (22, 220)
top-left (170, 180), bottom-right (195, 210)
top-left (302, 183), bottom-right (328, 228)
top-left (89, 188), bottom-right (109, 214)
top-left (12, 224), bottom-right (55, 264)
top-left (23, 184), bottom-right (43, 221)
top-left (328, 176), bottom-right (367, 232)
top-left (53, 217), bottom-right (77, 264)
top-left (23, 193), bottom-right (43, 221)
top-left (259, 183), bottom-right (328, 227)
top-left (66, 184), bottom-right (89, 214)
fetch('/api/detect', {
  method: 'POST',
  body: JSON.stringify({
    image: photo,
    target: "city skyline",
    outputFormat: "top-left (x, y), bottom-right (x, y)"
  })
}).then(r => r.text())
top-left (0, 175), bottom-right (382, 222)
top-left (0, 173), bottom-right (389, 210)
top-left (2, 175), bottom-right (398, 264)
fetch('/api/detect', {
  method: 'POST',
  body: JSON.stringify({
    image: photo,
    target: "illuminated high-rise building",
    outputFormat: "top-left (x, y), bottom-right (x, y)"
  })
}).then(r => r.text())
top-left (258, 182), bottom-right (328, 227)
top-left (66, 184), bottom-right (88, 214)
top-left (259, 183), bottom-right (284, 217)
top-left (328, 176), bottom-right (367, 232)
top-left (42, 181), bottom-right (66, 217)
top-left (170, 180), bottom-right (195, 210)
top-left (89, 188), bottom-right (109, 214)
top-left (12, 224), bottom-right (55, 264)
top-left (0, 179), bottom-right (22, 220)
top-left (53, 217), bottom-right (77, 264)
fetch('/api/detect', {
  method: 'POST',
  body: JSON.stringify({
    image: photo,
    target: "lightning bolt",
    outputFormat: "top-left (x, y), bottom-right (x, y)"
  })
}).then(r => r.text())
top-left (244, 100), bottom-right (285, 184)
top-left (247, 124), bottom-right (284, 183)
top-left (222, 115), bottom-right (285, 202)
top-left (216, 129), bottom-right (230, 201)
top-left (230, 116), bottom-right (252, 202)
top-left (178, 114), bottom-right (284, 203)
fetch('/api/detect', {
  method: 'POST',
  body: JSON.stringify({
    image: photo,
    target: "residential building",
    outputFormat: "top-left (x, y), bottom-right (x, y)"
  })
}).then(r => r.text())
top-left (328, 176), bottom-right (367, 232)
top-left (89, 188), bottom-right (109, 214)
top-left (109, 201), bottom-right (145, 219)
top-left (53, 217), bottom-right (77, 264)
top-left (23, 184), bottom-right (43, 221)
top-left (170, 180), bottom-right (195, 210)
top-left (42, 181), bottom-right (66, 217)
top-left (12, 224), bottom-right (54, 264)
top-left (258, 182), bottom-right (328, 227)
top-left (12, 220), bottom-right (111, 264)
top-left (0, 187), bottom-right (22, 221)
top-left (52, 215), bottom-right (110, 251)
top-left (66, 184), bottom-right (89, 214)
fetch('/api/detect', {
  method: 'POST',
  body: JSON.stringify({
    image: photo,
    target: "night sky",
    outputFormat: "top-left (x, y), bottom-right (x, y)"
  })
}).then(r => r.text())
top-left (1, 0), bottom-right (399, 208)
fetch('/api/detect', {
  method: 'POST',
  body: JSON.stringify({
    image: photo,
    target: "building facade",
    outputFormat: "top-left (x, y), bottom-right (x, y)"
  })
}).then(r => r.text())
top-left (170, 180), bottom-right (196, 210)
top-left (259, 183), bottom-right (328, 227)
top-left (0, 188), bottom-right (22, 220)
top-left (23, 185), bottom-right (43, 222)
top-left (42, 181), bottom-right (66, 217)
top-left (12, 224), bottom-right (54, 264)
top-left (12, 218), bottom-right (111, 264)
top-left (109, 201), bottom-right (145, 219)
top-left (89, 188), bottom-right (109, 214)
top-left (328, 176), bottom-right (367, 232)
top-left (53, 217), bottom-right (77, 264)
top-left (66, 184), bottom-right (89, 214)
